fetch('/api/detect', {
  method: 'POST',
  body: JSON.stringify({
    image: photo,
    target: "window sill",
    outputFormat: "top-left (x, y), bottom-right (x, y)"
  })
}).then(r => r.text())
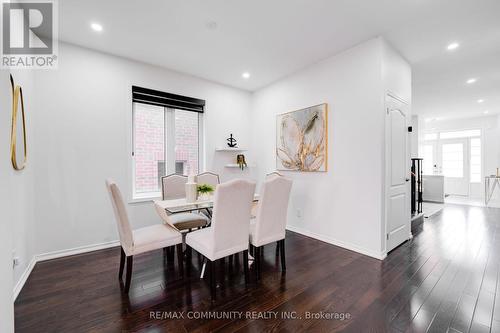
top-left (130, 193), bottom-right (162, 204)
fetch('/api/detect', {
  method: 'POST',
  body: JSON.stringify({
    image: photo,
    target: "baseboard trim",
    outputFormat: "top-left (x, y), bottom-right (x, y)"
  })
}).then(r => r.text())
top-left (36, 240), bottom-right (120, 262)
top-left (13, 240), bottom-right (120, 301)
top-left (12, 256), bottom-right (36, 302)
top-left (286, 225), bottom-right (386, 260)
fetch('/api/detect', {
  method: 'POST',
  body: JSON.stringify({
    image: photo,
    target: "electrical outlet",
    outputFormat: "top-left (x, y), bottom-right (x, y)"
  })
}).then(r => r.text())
top-left (296, 209), bottom-right (302, 218)
top-left (13, 257), bottom-right (20, 268)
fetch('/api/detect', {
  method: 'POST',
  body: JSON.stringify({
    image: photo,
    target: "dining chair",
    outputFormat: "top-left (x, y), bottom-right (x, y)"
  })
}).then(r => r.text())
top-left (185, 179), bottom-right (256, 301)
top-left (249, 175), bottom-right (292, 280)
top-left (161, 174), bottom-right (209, 231)
top-left (196, 172), bottom-right (220, 219)
top-left (266, 171), bottom-right (283, 178)
top-left (196, 172), bottom-right (220, 188)
top-left (105, 180), bottom-right (183, 294)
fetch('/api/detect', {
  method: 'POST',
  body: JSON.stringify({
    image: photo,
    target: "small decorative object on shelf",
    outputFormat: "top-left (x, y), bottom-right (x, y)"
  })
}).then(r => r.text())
top-left (197, 183), bottom-right (214, 201)
top-left (236, 154), bottom-right (248, 170)
top-left (226, 133), bottom-right (237, 148)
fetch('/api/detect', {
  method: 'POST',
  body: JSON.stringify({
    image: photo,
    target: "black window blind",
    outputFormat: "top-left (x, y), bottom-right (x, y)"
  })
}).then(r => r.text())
top-left (132, 86), bottom-right (205, 113)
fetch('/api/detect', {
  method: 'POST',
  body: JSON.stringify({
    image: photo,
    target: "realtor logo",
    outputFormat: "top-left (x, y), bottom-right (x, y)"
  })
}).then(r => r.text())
top-left (1, 0), bottom-right (58, 68)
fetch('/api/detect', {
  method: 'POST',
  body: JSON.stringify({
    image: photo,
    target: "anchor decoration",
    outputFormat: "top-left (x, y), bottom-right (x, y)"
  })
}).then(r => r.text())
top-left (226, 133), bottom-right (237, 148)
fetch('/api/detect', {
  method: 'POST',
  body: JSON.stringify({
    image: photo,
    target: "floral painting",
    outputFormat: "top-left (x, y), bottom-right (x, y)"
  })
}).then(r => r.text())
top-left (276, 103), bottom-right (328, 172)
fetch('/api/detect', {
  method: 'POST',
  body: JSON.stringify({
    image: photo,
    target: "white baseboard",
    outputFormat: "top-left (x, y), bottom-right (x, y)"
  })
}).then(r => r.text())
top-left (286, 225), bottom-right (387, 260)
top-left (13, 256), bottom-right (36, 302)
top-left (36, 240), bottom-right (120, 262)
top-left (13, 240), bottom-right (120, 301)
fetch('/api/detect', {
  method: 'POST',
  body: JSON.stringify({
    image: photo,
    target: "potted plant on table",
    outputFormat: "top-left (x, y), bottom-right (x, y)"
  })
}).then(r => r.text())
top-left (197, 183), bottom-right (214, 201)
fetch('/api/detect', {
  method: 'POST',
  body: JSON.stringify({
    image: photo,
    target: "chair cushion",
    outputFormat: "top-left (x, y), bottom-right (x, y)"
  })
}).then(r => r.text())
top-left (132, 224), bottom-right (182, 256)
top-left (170, 212), bottom-right (209, 230)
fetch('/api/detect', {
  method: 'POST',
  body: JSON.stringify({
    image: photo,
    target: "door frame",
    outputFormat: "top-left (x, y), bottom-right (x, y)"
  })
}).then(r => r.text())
top-left (384, 92), bottom-right (411, 256)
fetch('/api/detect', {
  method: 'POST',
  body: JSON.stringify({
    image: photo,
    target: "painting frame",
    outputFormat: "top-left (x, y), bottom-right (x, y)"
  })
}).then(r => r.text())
top-left (276, 103), bottom-right (328, 172)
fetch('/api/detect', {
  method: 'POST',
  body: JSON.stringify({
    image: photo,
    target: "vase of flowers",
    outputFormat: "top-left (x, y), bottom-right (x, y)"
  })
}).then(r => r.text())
top-left (197, 184), bottom-right (214, 201)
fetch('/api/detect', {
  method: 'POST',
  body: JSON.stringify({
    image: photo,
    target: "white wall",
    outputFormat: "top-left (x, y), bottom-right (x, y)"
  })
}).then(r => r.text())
top-left (32, 43), bottom-right (253, 256)
top-left (251, 38), bottom-right (390, 259)
top-left (0, 70), bottom-right (15, 332)
top-left (8, 69), bottom-right (37, 297)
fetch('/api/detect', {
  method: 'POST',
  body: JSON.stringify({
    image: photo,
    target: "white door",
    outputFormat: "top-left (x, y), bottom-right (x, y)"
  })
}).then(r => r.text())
top-left (438, 139), bottom-right (469, 196)
top-left (386, 94), bottom-right (411, 252)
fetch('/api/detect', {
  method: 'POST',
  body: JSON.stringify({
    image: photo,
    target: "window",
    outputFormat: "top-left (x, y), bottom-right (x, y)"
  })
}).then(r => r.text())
top-left (421, 144), bottom-right (434, 175)
top-left (470, 138), bottom-right (481, 183)
top-left (441, 143), bottom-right (464, 178)
top-left (133, 103), bottom-right (202, 199)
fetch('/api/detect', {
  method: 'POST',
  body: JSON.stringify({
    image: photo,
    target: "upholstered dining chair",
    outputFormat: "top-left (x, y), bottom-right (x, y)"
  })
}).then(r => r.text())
top-left (105, 179), bottom-right (183, 294)
top-left (249, 175), bottom-right (292, 280)
top-left (161, 174), bottom-right (209, 231)
top-left (196, 172), bottom-right (220, 188)
top-left (196, 172), bottom-right (220, 218)
top-left (185, 179), bottom-right (256, 301)
top-left (251, 171), bottom-right (284, 218)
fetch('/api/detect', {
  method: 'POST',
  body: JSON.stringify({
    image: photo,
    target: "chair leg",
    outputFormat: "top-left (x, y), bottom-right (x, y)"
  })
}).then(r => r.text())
top-left (124, 256), bottom-right (133, 293)
top-left (275, 242), bottom-right (280, 257)
top-left (254, 246), bottom-right (261, 281)
top-left (243, 250), bottom-right (249, 284)
top-left (210, 259), bottom-right (217, 301)
top-left (176, 243), bottom-right (184, 277)
top-left (186, 245), bottom-right (192, 276)
top-left (119, 247), bottom-right (125, 279)
top-left (280, 239), bottom-right (286, 272)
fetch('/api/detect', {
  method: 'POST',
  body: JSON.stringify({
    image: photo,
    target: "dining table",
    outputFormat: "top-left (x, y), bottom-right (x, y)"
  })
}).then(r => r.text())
top-left (154, 194), bottom-right (259, 279)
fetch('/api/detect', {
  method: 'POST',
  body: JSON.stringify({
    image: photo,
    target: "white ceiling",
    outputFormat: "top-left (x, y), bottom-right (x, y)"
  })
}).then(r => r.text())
top-left (59, 0), bottom-right (500, 119)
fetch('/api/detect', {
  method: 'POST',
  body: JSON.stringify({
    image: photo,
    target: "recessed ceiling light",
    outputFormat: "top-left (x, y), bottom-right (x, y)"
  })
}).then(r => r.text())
top-left (435, 117), bottom-right (443, 121)
top-left (91, 22), bottom-right (103, 32)
top-left (466, 78), bottom-right (477, 84)
top-left (477, 99), bottom-right (484, 103)
top-left (242, 72), bottom-right (250, 79)
top-left (447, 42), bottom-right (460, 51)
top-left (206, 21), bottom-right (218, 30)
top-left (484, 110), bottom-right (489, 114)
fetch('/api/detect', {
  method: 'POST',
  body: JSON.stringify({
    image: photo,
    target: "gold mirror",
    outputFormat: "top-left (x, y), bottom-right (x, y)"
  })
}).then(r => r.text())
top-left (10, 75), bottom-right (27, 171)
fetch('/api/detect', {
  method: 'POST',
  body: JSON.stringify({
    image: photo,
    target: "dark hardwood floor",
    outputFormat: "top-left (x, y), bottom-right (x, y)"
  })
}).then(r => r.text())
top-left (15, 204), bottom-right (500, 332)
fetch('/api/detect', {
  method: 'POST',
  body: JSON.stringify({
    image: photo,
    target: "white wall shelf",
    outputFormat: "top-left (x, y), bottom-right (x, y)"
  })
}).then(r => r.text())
top-left (224, 164), bottom-right (255, 168)
top-left (215, 147), bottom-right (248, 152)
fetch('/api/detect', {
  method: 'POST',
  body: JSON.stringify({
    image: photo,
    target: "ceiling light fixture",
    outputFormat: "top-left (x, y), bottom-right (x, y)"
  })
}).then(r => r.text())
top-left (484, 110), bottom-right (489, 114)
top-left (91, 22), bottom-right (103, 32)
top-left (242, 72), bottom-right (250, 79)
top-left (447, 42), bottom-right (459, 51)
top-left (477, 99), bottom-right (484, 103)
top-left (206, 21), bottom-right (218, 30)
top-left (466, 78), bottom-right (477, 84)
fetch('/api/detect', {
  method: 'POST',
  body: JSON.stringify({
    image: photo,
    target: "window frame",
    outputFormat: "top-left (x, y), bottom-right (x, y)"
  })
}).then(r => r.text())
top-left (129, 101), bottom-right (204, 202)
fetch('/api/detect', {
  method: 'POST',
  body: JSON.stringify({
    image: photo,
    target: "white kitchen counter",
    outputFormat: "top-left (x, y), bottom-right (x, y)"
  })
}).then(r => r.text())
top-left (423, 175), bottom-right (445, 203)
